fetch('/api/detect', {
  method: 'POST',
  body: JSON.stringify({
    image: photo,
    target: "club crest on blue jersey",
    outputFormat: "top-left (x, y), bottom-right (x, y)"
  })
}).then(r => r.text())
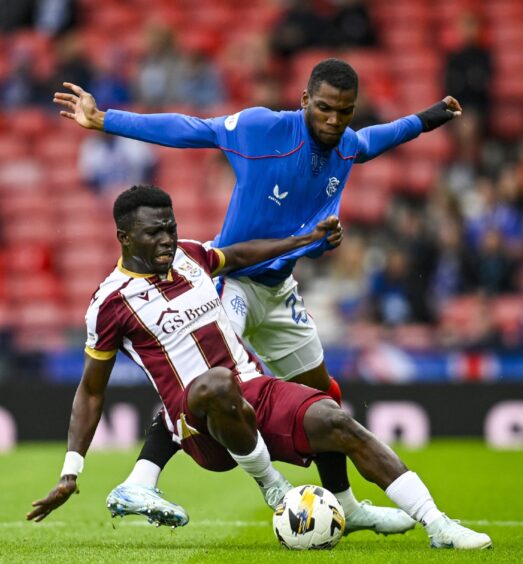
top-left (325, 177), bottom-right (340, 197)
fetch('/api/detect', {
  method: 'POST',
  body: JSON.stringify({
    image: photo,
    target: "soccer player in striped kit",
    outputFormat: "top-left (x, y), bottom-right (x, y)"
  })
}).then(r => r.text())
top-left (27, 186), bottom-right (491, 549)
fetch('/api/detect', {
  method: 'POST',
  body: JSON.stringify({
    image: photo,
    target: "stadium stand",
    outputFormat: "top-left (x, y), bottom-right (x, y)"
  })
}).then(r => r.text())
top-left (0, 0), bottom-right (522, 376)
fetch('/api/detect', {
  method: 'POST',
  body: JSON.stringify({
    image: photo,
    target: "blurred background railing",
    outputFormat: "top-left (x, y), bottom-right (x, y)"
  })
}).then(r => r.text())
top-left (0, 0), bottom-right (522, 445)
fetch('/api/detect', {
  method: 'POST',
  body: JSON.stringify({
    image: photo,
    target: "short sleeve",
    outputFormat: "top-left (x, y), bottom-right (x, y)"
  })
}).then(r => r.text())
top-left (85, 296), bottom-right (121, 360)
top-left (177, 240), bottom-right (225, 276)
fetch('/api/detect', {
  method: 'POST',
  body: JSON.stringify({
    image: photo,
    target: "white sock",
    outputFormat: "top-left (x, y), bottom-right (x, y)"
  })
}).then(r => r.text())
top-left (385, 471), bottom-right (443, 526)
top-left (334, 487), bottom-right (360, 517)
top-left (123, 459), bottom-right (162, 488)
top-left (228, 431), bottom-right (280, 487)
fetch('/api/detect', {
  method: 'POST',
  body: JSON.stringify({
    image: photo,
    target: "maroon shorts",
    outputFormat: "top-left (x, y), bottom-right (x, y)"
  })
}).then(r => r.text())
top-left (178, 375), bottom-right (330, 472)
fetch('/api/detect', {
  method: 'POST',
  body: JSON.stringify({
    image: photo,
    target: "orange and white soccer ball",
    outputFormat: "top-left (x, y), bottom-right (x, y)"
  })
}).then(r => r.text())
top-left (273, 485), bottom-right (345, 550)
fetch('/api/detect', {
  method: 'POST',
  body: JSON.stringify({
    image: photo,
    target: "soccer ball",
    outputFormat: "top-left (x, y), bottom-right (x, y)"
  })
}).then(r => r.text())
top-left (272, 485), bottom-right (345, 550)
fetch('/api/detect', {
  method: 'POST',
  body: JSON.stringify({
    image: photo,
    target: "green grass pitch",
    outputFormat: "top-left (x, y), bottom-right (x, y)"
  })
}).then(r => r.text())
top-left (1, 441), bottom-right (522, 563)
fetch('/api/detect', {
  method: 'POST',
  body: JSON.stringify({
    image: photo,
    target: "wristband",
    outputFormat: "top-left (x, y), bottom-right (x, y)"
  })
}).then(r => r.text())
top-left (60, 451), bottom-right (84, 477)
top-left (416, 101), bottom-right (453, 132)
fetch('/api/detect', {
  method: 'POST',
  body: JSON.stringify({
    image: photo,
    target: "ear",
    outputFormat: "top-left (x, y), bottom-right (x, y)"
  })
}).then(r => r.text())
top-left (117, 228), bottom-right (129, 247)
top-left (301, 90), bottom-right (309, 110)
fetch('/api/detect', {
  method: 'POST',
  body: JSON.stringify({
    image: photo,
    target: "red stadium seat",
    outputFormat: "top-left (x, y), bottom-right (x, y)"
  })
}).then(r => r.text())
top-left (489, 102), bottom-right (523, 140)
top-left (56, 245), bottom-right (118, 278)
top-left (492, 296), bottom-right (523, 333)
top-left (7, 109), bottom-right (50, 140)
top-left (0, 158), bottom-right (44, 191)
top-left (392, 325), bottom-right (436, 350)
top-left (398, 128), bottom-right (452, 162)
top-left (2, 216), bottom-right (58, 245)
top-left (6, 272), bottom-right (63, 303)
top-left (3, 242), bottom-right (53, 275)
top-left (0, 138), bottom-right (30, 162)
top-left (400, 159), bottom-right (440, 195)
top-left (340, 183), bottom-right (390, 224)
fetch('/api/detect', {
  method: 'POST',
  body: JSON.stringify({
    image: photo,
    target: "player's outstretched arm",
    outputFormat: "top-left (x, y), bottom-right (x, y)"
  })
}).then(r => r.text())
top-left (53, 83), bottom-right (106, 130)
top-left (26, 355), bottom-right (115, 522)
top-left (354, 96), bottom-right (463, 163)
top-left (218, 215), bottom-right (342, 274)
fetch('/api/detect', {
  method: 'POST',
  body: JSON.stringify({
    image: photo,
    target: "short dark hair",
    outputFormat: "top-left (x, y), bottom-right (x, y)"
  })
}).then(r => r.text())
top-left (307, 58), bottom-right (359, 96)
top-left (113, 185), bottom-right (172, 229)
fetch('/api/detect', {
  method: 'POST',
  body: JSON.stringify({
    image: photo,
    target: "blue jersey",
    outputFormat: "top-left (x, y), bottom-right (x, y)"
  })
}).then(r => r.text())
top-left (105, 107), bottom-right (422, 285)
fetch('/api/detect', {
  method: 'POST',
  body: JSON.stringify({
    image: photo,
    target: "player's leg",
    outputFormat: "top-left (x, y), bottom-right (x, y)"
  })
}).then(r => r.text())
top-left (239, 276), bottom-right (414, 535)
top-left (302, 399), bottom-right (492, 549)
top-left (106, 410), bottom-right (189, 528)
top-left (186, 367), bottom-right (291, 508)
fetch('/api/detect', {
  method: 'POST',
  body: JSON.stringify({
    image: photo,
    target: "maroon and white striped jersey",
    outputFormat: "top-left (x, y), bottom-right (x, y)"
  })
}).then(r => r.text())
top-left (85, 240), bottom-right (263, 435)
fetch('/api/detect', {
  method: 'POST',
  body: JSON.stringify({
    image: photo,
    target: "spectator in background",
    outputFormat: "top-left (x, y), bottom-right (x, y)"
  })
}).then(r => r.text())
top-left (247, 73), bottom-right (284, 110)
top-left (348, 87), bottom-right (382, 130)
top-left (392, 204), bottom-right (436, 323)
top-left (475, 228), bottom-right (516, 295)
top-left (368, 246), bottom-right (416, 326)
top-left (430, 219), bottom-right (476, 311)
top-left (0, 0), bottom-right (76, 35)
top-left (465, 177), bottom-right (522, 254)
top-left (444, 12), bottom-right (492, 121)
top-left (134, 22), bottom-right (187, 108)
top-left (178, 50), bottom-right (226, 109)
top-left (42, 32), bottom-right (92, 104)
top-left (496, 164), bottom-right (523, 259)
top-left (33, 0), bottom-right (77, 37)
top-left (327, 0), bottom-right (378, 48)
top-left (0, 47), bottom-right (40, 107)
top-left (271, 0), bottom-right (328, 59)
top-left (331, 232), bottom-right (369, 323)
top-left (78, 134), bottom-right (158, 198)
top-left (443, 8), bottom-right (492, 179)
top-left (90, 49), bottom-right (131, 110)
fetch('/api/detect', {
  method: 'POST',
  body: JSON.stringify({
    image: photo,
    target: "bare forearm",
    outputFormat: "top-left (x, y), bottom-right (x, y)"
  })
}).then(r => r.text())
top-left (221, 233), bottom-right (315, 273)
top-left (67, 382), bottom-right (105, 455)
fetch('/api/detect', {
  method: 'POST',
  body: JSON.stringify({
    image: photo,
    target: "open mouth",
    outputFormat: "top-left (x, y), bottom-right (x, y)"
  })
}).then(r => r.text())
top-left (154, 253), bottom-right (173, 265)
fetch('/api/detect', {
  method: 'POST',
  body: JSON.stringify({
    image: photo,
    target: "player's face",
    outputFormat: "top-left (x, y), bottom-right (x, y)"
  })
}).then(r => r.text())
top-left (120, 206), bottom-right (178, 275)
top-left (302, 82), bottom-right (357, 147)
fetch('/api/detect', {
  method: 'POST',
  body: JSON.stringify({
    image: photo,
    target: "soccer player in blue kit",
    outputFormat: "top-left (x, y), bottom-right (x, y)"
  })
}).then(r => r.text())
top-left (54, 59), bottom-right (465, 537)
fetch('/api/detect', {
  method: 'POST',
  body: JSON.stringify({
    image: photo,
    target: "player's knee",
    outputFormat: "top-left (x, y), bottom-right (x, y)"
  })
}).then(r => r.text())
top-left (190, 367), bottom-right (237, 410)
top-left (323, 409), bottom-right (372, 449)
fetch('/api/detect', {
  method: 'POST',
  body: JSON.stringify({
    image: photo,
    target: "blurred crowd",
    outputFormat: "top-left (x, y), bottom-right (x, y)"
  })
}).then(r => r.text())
top-left (0, 0), bottom-right (522, 378)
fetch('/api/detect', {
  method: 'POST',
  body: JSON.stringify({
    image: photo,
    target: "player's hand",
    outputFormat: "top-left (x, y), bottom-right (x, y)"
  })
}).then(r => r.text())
top-left (443, 96), bottom-right (462, 118)
top-left (26, 475), bottom-right (79, 522)
top-left (313, 215), bottom-right (343, 247)
top-left (53, 83), bottom-right (105, 130)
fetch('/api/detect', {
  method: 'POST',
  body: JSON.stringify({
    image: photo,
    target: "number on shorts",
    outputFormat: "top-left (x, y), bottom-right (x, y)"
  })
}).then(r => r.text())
top-left (285, 292), bottom-right (309, 325)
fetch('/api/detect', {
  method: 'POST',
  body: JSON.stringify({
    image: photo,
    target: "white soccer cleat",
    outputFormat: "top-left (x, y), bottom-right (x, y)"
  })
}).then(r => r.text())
top-left (258, 472), bottom-right (293, 510)
top-left (426, 515), bottom-right (492, 549)
top-left (344, 500), bottom-right (417, 536)
top-left (106, 483), bottom-right (189, 529)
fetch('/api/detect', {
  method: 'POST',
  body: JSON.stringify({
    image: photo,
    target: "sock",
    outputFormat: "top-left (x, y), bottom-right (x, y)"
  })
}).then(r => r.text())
top-left (315, 451), bottom-right (349, 493)
top-left (228, 431), bottom-right (280, 487)
top-left (326, 377), bottom-right (342, 406)
top-left (385, 471), bottom-right (443, 526)
top-left (137, 410), bottom-right (180, 469)
top-left (123, 459), bottom-right (162, 488)
top-left (334, 487), bottom-right (361, 517)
